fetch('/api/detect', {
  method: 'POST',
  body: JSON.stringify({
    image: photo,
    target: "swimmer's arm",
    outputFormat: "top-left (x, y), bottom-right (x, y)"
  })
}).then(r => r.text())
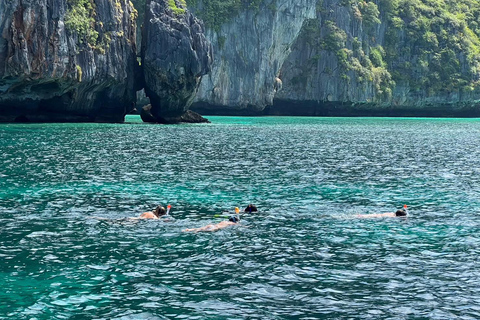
top-left (183, 221), bottom-right (241, 233)
top-left (183, 226), bottom-right (215, 232)
top-left (90, 216), bottom-right (111, 221)
top-left (183, 224), bottom-right (211, 232)
top-left (184, 222), bottom-right (235, 232)
top-left (356, 212), bottom-right (396, 218)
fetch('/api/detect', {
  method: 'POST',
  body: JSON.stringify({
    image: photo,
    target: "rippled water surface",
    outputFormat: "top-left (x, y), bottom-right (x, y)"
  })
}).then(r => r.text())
top-left (1, 116), bottom-right (480, 319)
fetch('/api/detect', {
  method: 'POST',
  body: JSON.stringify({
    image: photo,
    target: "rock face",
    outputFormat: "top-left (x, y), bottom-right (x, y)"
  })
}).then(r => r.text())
top-left (141, 0), bottom-right (212, 123)
top-left (274, 0), bottom-right (480, 116)
top-left (141, 104), bottom-right (209, 123)
top-left (4, 0), bottom-right (478, 121)
top-left (0, 0), bottom-right (138, 122)
top-left (190, 0), bottom-right (317, 115)
top-left (187, 0), bottom-right (480, 116)
top-left (274, 0), bottom-right (378, 110)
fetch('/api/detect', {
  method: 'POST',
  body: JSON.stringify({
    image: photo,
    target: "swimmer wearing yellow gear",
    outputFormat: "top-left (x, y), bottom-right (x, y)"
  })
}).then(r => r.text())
top-left (184, 207), bottom-right (241, 232)
top-left (183, 216), bottom-right (240, 232)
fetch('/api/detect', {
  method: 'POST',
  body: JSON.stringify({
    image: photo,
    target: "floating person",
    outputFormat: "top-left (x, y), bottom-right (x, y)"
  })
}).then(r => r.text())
top-left (138, 204), bottom-right (172, 219)
top-left (91, 205), bottom-right (172, 223)
top-left (183, 216), bottom-right (240, 232)
top-left (244, 204), bottom-right (258, 213)
top-left (356, 205), bottom-right (408, 218)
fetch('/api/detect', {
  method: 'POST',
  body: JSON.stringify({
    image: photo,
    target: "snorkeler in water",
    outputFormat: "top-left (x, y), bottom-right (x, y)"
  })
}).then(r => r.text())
top-left (183, 216), bottom-right (240, 232)
top-left (244, 204), bottom-right (258, 213)
top-left (138, 204), bottom-right (171, 219)
top-left (91, 204), bottom-right (172, 223)
top-left (356, 205), bottom-right (408, 218)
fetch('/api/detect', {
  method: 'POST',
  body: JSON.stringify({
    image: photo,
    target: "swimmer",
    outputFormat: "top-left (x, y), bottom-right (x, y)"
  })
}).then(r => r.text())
top-left (91, 205), bottom-right (172, 222)
top-left (356, 205), bottom-right (408, 218)
top-left (138, 205), bottom-right (169, 219)
top-left (244, 204), bottom-right (258, 213)
top-left (183, 216), bottom-right (240, 232)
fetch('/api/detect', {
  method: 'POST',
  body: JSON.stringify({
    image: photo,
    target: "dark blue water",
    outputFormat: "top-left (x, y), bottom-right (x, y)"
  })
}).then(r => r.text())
top-left (1, 116), bottom-right (480, 319)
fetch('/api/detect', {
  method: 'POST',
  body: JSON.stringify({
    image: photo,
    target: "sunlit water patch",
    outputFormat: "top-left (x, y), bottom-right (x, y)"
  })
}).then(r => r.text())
top-left (1, 116), bottom-right (480, 319)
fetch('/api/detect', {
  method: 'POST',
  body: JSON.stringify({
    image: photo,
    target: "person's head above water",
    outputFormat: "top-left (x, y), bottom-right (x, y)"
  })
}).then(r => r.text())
top-left (229, 216), bottom-right (240, 223)
top-left (395, 205), bottom-right (408, 217)
top-left (153, 206), bottom-right (167, 217)
top-left (244, 204), bottom-right (258, 213)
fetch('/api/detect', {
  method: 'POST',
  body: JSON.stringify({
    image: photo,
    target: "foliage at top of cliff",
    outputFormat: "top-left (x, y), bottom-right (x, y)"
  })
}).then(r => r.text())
top-left (169, 0), bottom-right (187, 14)
top-left (185, 0), bottom-right (263, 31)
top-left (380, 0), bottom-right (480, 93)
top-left (296, 0), bottom-right (394, 100)
top-left (300, 0), bottom-right (480, 98)
top-left (65, 0), bottom-right (99, 46)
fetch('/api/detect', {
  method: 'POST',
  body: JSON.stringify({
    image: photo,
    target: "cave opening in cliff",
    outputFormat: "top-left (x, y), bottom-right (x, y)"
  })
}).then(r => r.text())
top-left (134, 88), bottom-right (150, 116)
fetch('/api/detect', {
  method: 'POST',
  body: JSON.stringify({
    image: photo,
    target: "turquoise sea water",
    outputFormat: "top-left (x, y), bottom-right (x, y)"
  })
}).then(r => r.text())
top-left (1, 115), bottom-right (480, 319)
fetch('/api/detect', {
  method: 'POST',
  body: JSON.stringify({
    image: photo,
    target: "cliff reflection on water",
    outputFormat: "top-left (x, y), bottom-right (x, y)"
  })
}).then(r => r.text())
top-left (1, 116), bottom-right (480, 319)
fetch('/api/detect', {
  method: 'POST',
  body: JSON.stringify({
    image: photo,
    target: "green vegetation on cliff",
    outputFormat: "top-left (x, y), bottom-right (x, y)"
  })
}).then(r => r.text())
top-left (130, 0), bottom-right (145, 53)
top-left (341, 0), bottom-right (480, 95)
top-left (169, 0), bottom-right (186, 14)
top-left (295, 0), bottom-right (480, 100)
top-left (296, 1), bottom-right (394, 100)
top-left (338, 1), bottom-right (394, 99)
top-left (380, 0), bottom-right (480, 94)
top-left (185, 0), bottom-right (264, 31)
top-left (65, 0), bottom-right (99, 46)
top-left (65, 0), bottom-right (134, 51)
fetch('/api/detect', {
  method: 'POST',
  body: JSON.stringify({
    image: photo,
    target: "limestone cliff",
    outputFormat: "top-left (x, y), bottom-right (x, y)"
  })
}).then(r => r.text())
top-left (4, 0), bottom-right (480, 121)
top-left (188, 0), bottom-right (317, 115)
top-left (186, 0), bottom-right (480, 116)
top-left (141, 0), bottom-right (212, 123)
top-left (0, 0), bottom-right (138, 122)
top-left (274, 0), bottom-right (385, 115)
top-left (274, 0), bottom-right (480, 116)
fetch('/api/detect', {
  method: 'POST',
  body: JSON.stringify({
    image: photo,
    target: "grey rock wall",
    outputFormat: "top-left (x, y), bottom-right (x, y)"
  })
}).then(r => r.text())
top-left (190, 0), bottom-right (317, 114)
top-left (276, 0), bottom-right (377, 103)
top-left (274, 0), bottom-right (480, 116)
top-left (141, 0), bottom-right (212, 123)
top-left (0, 0), bottom-right (138, 122)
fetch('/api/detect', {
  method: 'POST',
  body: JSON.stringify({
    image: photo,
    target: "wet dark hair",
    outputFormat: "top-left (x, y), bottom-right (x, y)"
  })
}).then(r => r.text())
top-left (153, 206), bottom-right (167, 217)
top-left (395, 209), bottom-right (407, 217)
top-left (229, 216), bottom-right (240, 223)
